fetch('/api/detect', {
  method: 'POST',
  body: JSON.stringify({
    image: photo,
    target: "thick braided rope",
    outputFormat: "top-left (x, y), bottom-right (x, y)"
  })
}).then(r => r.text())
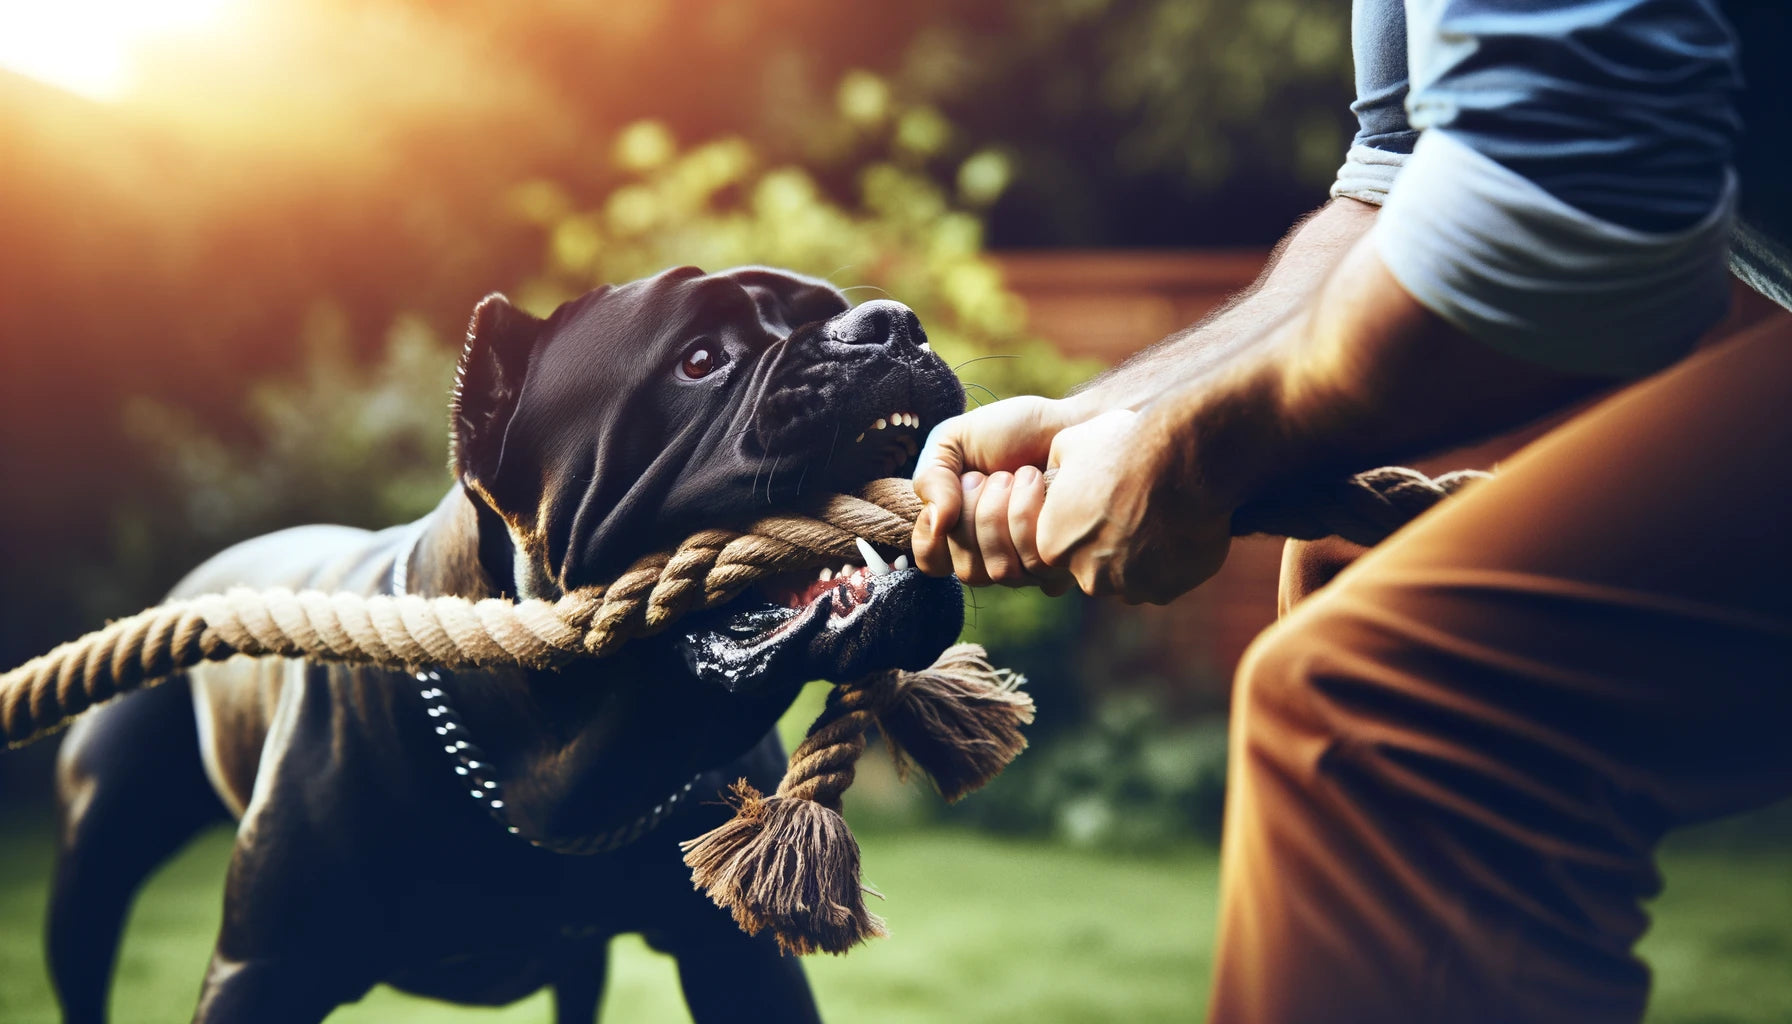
top-left (1232, 466), bottom-right (1491, 547)
top-left (0, 468), bottom-right (1481, 748)
top-left (772, 677), bottom-right (899, 810)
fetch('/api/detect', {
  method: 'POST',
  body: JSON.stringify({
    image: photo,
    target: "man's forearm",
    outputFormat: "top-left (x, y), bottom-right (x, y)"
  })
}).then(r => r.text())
top-left (1140, 230), bottom-right (1609, 514)
top-left (1068, 197), bottom-right (1380, 415)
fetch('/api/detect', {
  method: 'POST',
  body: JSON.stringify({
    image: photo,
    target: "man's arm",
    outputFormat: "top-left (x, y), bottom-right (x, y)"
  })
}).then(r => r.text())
top-left (913, 198), bottom-right (1379, 583)
top-left (1026, 233), bottom-right (1610, 603)
top-left (1066, 198), bottom-right (1379, 415)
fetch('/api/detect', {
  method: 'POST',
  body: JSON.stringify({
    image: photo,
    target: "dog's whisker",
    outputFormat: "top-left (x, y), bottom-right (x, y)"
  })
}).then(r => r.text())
top-left (962, 381), bottom-right (1001, 403)
top-left (822, 263), bottom-right (858, 283)
top-left (753, 442), bottom-right (771, 501)
top-left (840, 284), bottom-right (892, 299)
top-left (951, 353), bottom-right (1020, 371)
top-left (817, 418), bottom-right (843, 478)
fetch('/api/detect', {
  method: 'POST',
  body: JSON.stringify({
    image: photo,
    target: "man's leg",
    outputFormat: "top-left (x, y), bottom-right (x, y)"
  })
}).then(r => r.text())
top-left (1210, 313), bottom-right (1792, 1024)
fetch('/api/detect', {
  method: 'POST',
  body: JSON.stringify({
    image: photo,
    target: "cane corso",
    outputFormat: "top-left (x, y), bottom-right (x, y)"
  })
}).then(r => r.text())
top-left (47, 266), bottom-right (966, 1023)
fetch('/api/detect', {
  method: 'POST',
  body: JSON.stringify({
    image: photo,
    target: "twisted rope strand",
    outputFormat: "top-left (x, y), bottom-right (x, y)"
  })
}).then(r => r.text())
top-left (0, 468), bottom-right (1481, 747)
top-left (773, 680), bottom-right (895, 808)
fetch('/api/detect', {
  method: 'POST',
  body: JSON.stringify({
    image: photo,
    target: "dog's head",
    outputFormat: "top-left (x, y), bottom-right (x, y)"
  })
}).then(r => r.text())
top-left (451, 265), bottom-right (965, 689)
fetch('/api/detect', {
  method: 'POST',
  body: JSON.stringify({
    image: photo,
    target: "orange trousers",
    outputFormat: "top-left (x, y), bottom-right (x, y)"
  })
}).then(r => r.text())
top-left (1210, 312), bottom-right (1792, 1023)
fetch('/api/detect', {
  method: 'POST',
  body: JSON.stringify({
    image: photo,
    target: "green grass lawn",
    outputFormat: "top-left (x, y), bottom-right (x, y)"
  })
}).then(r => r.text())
top-left (0, 819), bottom-right (1785, 1023)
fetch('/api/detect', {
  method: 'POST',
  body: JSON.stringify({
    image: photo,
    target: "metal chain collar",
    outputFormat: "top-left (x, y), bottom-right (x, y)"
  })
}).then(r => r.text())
top-left (396, 526), bottom-right (700, 856)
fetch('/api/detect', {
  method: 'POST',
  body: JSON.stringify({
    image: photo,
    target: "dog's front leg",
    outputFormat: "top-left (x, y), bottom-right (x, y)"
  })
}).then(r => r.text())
top-left (553, 965), bottom-right (607, 1024)
top-left (190, 829), bottom-right (387, 1024)
top-left (670, 930), bottom-right (823, 1024)
top-left (191, 951), bottom-right (374, 1024)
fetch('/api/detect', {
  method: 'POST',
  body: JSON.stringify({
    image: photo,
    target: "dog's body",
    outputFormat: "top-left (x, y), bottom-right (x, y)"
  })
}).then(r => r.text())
top-left (47, 267), bottom-right (965, 1023)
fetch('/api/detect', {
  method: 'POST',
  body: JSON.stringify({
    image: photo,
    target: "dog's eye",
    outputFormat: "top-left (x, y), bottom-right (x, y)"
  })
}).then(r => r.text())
top-left (679, 342), bottom-right (721, 381)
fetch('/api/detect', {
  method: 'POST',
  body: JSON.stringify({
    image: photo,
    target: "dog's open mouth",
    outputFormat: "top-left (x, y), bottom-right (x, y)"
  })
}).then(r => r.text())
top-left (676, 408), bottom-right (961, 693)
top-left (675, 533), bottom-right (959, 693)
top-left (753, 538), bottom-right (912, 631)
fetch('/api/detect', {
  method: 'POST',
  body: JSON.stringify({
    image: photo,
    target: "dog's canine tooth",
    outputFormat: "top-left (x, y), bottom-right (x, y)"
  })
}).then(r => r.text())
top-left (855, 537), bottom-right (891, 576)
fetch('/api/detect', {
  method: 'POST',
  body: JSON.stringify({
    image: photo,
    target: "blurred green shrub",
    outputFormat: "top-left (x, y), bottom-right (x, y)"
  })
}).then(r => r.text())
top-left (943, 694), bottom-right (1229, 849)
top-left (124, 308), bottom-right (454, 548)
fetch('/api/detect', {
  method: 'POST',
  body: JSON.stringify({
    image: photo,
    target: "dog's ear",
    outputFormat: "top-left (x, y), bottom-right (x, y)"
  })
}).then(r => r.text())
top-left (451, 293), bottom-right (544, 489)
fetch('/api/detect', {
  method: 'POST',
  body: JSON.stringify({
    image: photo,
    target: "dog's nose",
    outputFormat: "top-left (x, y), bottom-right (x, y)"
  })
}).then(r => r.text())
top-left (829, 299), bottom-right (925, 349)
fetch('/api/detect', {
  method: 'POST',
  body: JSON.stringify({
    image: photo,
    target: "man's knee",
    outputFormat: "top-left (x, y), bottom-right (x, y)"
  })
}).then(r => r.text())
top-left (1276, 536), bottom-right (1369, 617)
top-left (1233, 592), bottom-right (1353, 764)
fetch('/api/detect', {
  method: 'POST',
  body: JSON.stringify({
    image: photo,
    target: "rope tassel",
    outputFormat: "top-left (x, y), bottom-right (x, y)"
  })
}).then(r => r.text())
top-left (877, 643), bottom-right (1033, 803)
top-left (680, 643), bottom-right (1032, 955)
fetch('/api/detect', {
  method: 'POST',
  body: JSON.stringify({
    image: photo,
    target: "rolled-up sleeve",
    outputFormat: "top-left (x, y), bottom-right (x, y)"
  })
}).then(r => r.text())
top-left (1332, 0), bottom-right (1417, 205)
top-left (1362, 0), bottom-right (1744, 375)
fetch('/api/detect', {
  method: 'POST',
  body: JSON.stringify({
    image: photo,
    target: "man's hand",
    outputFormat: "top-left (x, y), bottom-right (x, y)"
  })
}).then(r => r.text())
top-left (911, 402), bottom-right (1234, 604)
top-left (911, 395), bottom-right (1088, 586)
top-left (1035, 409), bottom-right (1232, 604)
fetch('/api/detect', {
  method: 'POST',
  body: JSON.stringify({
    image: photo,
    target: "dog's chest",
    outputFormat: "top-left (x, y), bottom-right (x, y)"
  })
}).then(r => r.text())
top-left (383, 850), bottom-right (671, 1002)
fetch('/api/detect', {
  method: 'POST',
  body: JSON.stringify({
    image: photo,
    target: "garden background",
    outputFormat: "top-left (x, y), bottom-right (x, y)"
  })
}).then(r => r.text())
top-left (0, 1), bottom-right (1787, 1021)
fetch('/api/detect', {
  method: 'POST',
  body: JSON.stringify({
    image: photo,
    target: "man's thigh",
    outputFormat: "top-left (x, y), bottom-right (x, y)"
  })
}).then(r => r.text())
top-left (1212, 314), bottom-right (1792, 1024)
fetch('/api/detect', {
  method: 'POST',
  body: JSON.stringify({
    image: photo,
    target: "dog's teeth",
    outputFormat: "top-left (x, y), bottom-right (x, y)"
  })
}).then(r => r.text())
top-left (819, 567), bottom-right (833, 582)
top-left (873, 418), bottom-right (887, 430)
top-left (894, 554), bottom-right (910, 571)
top-left (855, 537), bottom-right (891, 576)
top-left (841, 563), bottom-right (854, 579)
top-left (855, 433), bottom-right (865, 443)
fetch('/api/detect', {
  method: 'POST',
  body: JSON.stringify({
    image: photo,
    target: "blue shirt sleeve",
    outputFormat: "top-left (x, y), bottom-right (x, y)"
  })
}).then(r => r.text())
top-left (1332, 0), bottom-right (1417, 204)
top-left (1404, 0), bottom-right (1741, 233)
top-left (1340, 0), bottom-right (1744, 375)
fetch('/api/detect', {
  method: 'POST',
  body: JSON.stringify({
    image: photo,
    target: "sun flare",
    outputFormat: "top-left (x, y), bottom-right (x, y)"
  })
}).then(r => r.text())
top-left (0, 0), bottom-right (235, 101)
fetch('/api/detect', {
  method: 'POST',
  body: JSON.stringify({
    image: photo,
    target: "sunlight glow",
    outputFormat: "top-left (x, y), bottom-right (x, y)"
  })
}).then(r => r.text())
top-left (0, 0), bottom-right (235, 101)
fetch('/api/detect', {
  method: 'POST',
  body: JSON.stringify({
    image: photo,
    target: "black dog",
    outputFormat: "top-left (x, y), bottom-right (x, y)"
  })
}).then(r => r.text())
top-left (46, 266), bottom-right (966, 1023)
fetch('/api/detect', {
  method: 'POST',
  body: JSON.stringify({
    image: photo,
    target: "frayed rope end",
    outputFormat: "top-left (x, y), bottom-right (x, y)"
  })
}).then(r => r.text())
top-left (680, 779), bottom-right (886, 956)
top-left (879, 642), bottom-right (1035, 803)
